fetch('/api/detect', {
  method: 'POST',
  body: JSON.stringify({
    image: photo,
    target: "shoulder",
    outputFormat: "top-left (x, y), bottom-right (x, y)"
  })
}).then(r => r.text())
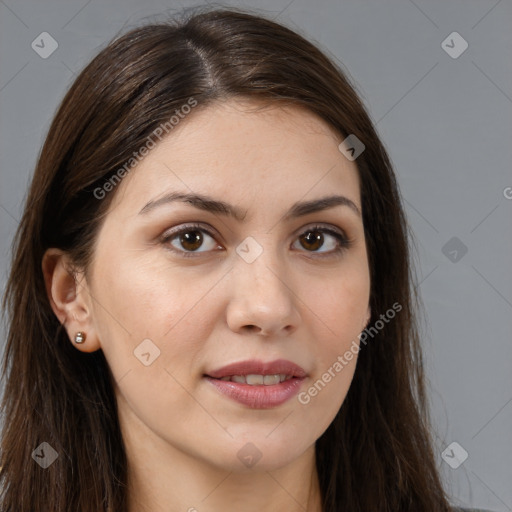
top-left (452, 507), bottom-right (495, 512)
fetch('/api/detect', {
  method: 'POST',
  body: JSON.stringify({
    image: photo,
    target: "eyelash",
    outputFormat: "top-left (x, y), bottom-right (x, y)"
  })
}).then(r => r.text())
top-left (160, 223), bottom-right (353, 259)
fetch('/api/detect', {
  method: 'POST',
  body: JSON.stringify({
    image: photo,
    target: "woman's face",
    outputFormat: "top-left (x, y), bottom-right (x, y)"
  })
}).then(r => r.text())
top-left (85, 99), bottom-right (370, 472)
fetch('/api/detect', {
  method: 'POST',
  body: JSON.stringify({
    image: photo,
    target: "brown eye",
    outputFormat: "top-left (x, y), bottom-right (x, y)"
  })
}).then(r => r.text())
top-left (293, 226), bottom-right (350, 256)
top-left (161, 224), bottom-right (220, 258)
top-left (298, 230), bottom-right (324, 251)
top-left (177, 230), bottom-right (203, 252)
top-left (161, 223), bottom-right (351, 259)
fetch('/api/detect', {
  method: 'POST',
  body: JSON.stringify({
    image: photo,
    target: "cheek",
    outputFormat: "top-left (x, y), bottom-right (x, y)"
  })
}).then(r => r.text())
top-left (295, 260), bottom-right (368, 422)
top-left (306, 258), bottom-right (370, 342)
top-left (90, 258), bottom-right (172, 372)
top-left (91, 255), bottom-right (222, 379)
top-left (297, 314), bottom-right (361, 435)
top-left (90, 261), bottom-right (218, 432)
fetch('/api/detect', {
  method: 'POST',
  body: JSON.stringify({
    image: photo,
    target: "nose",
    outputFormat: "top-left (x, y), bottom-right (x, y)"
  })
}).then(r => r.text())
top-left (225, 244), bottom-right (301, 337)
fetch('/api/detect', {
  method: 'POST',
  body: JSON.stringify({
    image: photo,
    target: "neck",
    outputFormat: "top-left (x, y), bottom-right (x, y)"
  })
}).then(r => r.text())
top-left (121, 414), bottom-right (322, 512)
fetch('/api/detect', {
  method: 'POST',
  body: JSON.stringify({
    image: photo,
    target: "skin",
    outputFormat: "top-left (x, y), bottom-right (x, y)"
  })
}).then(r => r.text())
top-left (43, 98), bottom-right (371, 512)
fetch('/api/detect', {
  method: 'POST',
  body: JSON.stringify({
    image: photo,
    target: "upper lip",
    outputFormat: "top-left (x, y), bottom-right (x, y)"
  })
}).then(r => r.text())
top-left (205, 359), bottom-right (307, 379)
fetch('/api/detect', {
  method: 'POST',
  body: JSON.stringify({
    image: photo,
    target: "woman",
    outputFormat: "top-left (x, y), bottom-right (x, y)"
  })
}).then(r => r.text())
top-left (0, 6), bottom-right (493, 512)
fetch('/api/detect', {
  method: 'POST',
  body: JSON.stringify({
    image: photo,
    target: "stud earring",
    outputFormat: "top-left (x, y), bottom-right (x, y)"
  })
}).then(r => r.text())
top-left (74, 331), bottom-right (86, 344)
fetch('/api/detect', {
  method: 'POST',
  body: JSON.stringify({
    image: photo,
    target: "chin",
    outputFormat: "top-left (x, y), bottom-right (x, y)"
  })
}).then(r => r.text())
top-left (206, 434), bottom-right (313, 473)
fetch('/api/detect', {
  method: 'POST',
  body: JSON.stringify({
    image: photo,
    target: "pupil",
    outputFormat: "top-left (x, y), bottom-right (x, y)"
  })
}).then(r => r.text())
top-left (181, 231), bottom-right (202, 251)
top-left (301, 231), bottom-right (322, 251)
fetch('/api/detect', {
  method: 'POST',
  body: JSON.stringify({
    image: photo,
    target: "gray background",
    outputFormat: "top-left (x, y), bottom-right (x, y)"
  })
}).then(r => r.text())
top-left (1, 0), bottom-right (511, 510)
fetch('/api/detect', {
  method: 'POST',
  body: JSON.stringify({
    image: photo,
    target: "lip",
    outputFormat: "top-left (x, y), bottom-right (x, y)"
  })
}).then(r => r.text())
top-left (205, 359), bottom-right (307, 379)
top-left (204, 359), bottom-right (307, 409)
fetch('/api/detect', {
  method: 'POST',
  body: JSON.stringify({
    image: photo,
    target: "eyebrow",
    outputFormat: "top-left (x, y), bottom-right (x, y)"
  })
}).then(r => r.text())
top-left (138, 191), bottom-right (361, 220)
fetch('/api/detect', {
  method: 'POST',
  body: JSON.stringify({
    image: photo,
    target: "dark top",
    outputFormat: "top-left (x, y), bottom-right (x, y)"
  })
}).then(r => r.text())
top-left (455, 508), bottom-right (494, 512)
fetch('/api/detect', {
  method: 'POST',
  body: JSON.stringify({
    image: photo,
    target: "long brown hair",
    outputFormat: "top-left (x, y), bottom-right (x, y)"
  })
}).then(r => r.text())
top-left (1, 6), bottom-right (452, 511)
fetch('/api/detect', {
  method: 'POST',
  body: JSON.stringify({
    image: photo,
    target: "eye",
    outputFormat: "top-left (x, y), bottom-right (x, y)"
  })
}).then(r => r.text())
top-left (161, 223), bottom-right (221, 258)
top-left (292, 225), bottom-right (351, 258)
top-left (160, 223), bottom-right (352, 259)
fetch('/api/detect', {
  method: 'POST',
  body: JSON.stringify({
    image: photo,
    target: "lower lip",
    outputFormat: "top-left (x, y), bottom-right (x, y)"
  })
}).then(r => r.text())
top-left (204, 376), bottom-right (305, 409)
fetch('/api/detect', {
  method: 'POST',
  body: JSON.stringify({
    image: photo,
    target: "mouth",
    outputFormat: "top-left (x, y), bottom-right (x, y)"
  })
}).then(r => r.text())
top-left (205, 358), bottom-right (307, 380)
top-left (214, 374), bottom-right (294, 385)
top-left (203, 359), bottom-right (307, 409)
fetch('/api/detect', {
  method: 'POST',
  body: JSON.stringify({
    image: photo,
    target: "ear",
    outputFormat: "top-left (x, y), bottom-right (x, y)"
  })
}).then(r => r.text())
top-left (42, 248), bottom-right (101, 353)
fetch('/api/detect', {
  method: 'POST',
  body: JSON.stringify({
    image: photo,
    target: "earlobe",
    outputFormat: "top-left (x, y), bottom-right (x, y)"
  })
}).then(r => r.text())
top-left (42, 248), bottom-right (101, 353)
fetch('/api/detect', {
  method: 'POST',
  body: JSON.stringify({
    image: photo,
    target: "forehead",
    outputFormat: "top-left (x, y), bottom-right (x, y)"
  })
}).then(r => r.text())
top-left (108, 98), bottom-right (361, 216)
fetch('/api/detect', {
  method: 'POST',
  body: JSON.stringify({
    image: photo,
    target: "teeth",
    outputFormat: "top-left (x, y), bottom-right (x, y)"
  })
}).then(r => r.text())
top-left (246, 374), bottom-right (264, 385)
top-left (218, 374), bottom-right (292, 385)
top-left (263, 375), bottom-right (280, 385)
